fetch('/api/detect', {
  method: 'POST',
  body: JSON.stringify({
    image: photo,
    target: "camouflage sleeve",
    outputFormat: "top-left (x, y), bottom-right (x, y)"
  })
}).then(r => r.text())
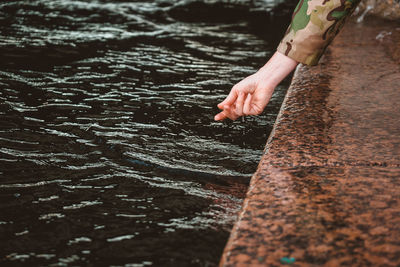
top-left (277, 0), bottom-right (361, 65)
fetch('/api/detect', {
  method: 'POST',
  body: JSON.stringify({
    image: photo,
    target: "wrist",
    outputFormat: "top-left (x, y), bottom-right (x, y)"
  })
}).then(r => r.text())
top-left (257, 51), bottom-right (298, 89)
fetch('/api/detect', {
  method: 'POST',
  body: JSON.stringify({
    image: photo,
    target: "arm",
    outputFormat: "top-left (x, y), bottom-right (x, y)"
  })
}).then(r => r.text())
top-left (215, 0), bottom-right (361, 121)
top-left (277, 0), bottom-right (361, 65)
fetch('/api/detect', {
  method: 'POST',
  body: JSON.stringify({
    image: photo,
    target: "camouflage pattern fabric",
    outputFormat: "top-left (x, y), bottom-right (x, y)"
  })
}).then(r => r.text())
top-left (277, 0), bottom-right (361, 65)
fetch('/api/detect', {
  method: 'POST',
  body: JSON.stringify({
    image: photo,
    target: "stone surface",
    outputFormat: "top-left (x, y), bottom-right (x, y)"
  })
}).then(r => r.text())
top-left (220, 17), bottom-right (400, 267)
top-left (357, 0), bottom-right (400, 20)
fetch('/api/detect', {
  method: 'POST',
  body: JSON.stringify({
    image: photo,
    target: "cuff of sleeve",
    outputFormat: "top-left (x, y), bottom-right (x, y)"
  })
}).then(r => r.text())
top-left (276, 40), bottom-right (325, 66)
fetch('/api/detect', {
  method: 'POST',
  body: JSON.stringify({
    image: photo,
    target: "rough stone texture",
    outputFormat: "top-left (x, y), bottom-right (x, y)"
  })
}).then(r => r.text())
top-left (356, 0), bottom-right (400, 20)
top-left (379, 26), bottom-right (400, 65)
top-left (220, 17), bottom-right (400, 267)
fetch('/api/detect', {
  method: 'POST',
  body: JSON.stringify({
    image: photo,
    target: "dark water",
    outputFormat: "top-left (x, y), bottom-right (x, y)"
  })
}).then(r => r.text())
top-left (0, 0), bottom-right (295, 266)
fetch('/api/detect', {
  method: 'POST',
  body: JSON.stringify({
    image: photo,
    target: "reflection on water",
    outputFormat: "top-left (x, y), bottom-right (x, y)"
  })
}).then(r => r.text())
top-left (0, 0), bottom-right (295, 266)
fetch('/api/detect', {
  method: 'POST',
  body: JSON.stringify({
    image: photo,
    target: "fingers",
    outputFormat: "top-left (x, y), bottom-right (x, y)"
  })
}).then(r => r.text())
top-left (214, 111), bottom-right (226, 121)
top-left (217, 89), bottom-right (237, 110)
top-left (215, 93), bottom-right (250, 121)
top-left (234, 92), bottom-right (245, 116)
top-left (223, 106), bottom-right (239, 121)
top-left (215, 78), bottom-right (257, 121)
top-left (243, 93), bottom-right (252, 115)
top-left (214, 106), bottom-right (238, 121)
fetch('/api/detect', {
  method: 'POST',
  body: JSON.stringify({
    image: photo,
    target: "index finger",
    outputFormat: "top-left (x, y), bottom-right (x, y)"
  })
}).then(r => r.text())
top-left (214, 110), bottom-right (227, 121)
top-left (218, 89), bottom-right (238, 110)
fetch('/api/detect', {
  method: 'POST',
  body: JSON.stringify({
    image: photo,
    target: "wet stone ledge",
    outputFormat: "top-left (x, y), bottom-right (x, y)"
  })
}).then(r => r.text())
top-left (220, 17), bottom-right (400, 267)
top-left (357, 0), bottom-right (400, 21)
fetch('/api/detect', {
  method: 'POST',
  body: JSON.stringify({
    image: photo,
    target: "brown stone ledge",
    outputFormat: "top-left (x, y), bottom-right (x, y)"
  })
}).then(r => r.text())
top-left (220, 17), bottom-right (400, 267)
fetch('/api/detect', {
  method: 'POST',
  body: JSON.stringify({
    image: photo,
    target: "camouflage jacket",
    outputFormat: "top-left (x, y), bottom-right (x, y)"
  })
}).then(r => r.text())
top-left (277, 0), bottom-right (361, 65)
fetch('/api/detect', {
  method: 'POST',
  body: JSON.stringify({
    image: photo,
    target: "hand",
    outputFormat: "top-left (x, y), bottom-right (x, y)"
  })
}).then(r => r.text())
top-left (214, 51), bottom-right (298, 121)
top-left (214, 72), bottom-right (274, 121)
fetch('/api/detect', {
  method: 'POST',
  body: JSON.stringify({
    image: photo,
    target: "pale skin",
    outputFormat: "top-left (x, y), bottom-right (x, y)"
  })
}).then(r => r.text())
top-left (214, 51), bottom-right (298, 121)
